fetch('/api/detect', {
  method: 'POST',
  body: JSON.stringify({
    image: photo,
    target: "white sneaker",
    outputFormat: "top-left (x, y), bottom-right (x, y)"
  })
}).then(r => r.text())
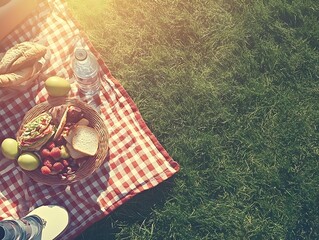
top-left (27, 205), bottom-right (69, 240)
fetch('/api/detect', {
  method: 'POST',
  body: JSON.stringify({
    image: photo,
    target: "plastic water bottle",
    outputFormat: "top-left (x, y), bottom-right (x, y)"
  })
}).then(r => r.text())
top-left (72, 48), bottom-right (101, 96)
top-left (0, 215), bottom-right (43, 240)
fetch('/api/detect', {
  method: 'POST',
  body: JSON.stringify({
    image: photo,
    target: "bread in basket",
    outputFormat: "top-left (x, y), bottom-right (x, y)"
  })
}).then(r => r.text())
top-left (16, 97), bottom-right (109, 185)
top-left (0, 41), bottom-right (48, 101)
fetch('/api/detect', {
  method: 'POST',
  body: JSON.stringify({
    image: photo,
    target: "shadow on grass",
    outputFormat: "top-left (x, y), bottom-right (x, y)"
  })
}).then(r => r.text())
top-left (75, 176), bottom-right (177, 240)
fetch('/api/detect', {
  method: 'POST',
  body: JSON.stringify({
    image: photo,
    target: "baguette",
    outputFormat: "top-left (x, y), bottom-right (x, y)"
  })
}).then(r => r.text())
top-left (0, 41), bottom-right (46, 74)
top-left (0, 66), bottom-right (33, 87)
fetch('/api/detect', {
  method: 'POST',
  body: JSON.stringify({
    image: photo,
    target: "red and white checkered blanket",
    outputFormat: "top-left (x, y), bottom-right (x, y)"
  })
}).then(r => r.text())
top-left (0, 0), bottom-right (179, 239)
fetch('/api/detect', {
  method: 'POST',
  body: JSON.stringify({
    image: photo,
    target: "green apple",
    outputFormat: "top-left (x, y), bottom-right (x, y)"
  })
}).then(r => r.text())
top-left (1, 138), bottom-right (19, 160)
top-left (17, 152), bottom-right (40, 171)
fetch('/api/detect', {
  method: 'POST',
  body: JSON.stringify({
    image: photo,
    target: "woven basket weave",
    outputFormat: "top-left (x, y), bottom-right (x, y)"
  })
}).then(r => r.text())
top-left (16, 97), bottom-right (109, 185)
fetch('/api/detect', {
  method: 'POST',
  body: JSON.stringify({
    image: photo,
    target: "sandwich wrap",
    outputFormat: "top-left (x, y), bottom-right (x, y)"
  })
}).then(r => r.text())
top-left (17, 112), bottom-right (55, 151)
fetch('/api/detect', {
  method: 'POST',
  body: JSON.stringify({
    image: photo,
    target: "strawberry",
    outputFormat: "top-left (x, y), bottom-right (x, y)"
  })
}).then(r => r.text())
top-left (52, 162), bottom-right (64, 172)
top-left (40, 148), bottom-right (51, 158)
top-left (42, 158), bottom-right (54, 169)
top-left (50, 147), bottom-right (61, 160)
top-left (40, 166), bottom-right (51, 175)
top-left (46, 141), bottom-right (55, 150)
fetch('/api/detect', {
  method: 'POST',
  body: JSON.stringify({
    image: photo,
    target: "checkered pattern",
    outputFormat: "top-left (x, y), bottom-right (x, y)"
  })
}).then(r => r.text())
top-left (0, 0), bottom-right (179, 239)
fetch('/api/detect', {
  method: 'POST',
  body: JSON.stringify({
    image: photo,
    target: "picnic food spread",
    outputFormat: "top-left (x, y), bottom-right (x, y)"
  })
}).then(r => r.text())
top-left (11, 104), bottom-right (102, 180)
top-left (0, 1), bottom-right (179, 239)
top-left (0, 40), bottom-right (103, 182)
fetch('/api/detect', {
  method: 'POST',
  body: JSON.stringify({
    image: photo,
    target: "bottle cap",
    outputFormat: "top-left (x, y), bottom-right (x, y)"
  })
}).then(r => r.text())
top-left (75, 49), bottom-right (87, 61)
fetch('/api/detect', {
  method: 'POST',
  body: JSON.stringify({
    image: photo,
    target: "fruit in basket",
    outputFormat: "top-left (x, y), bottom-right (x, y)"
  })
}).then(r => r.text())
top-left (17, 152), bottom-right (41, 171)
top-left (52, 162), bottom-right (64, 172)
top-left (46, 141), bottom-right (55, 150)
top-left (1, 138), bottom-right (19, 160)
top-left (42, 158), bottom-right (54, 168)
top-left (44, 76), bottom-right (71, 97)
top-left (50, 147), bottom-right (61, 160)
top-left (40, 148), bottom-right (51, 158)
top-left (40, 166), bottom-right (52, 175)
top-left (60, 145), bottom-right (70, 159)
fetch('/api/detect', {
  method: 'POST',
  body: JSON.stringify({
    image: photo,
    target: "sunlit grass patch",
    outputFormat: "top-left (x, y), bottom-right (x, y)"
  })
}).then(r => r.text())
top-left (67, 0), bottom-right (319, 239)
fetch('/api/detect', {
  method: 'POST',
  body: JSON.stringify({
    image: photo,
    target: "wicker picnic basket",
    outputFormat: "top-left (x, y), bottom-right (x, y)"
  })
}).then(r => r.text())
top-left (16, 97), bottom-right (109, 185)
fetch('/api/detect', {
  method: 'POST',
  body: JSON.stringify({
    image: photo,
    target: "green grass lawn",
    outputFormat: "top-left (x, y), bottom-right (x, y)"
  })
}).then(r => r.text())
top-left (66, 0), bottom-right (319, 239)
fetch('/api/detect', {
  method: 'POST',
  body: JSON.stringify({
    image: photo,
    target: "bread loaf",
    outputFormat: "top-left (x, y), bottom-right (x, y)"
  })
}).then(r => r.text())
top-left (0, 41), bottom-right (47, 74)
top-left (0, 66), bottom-right (33, 87)
top-left (0, 41), bottom-right (47, 89)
